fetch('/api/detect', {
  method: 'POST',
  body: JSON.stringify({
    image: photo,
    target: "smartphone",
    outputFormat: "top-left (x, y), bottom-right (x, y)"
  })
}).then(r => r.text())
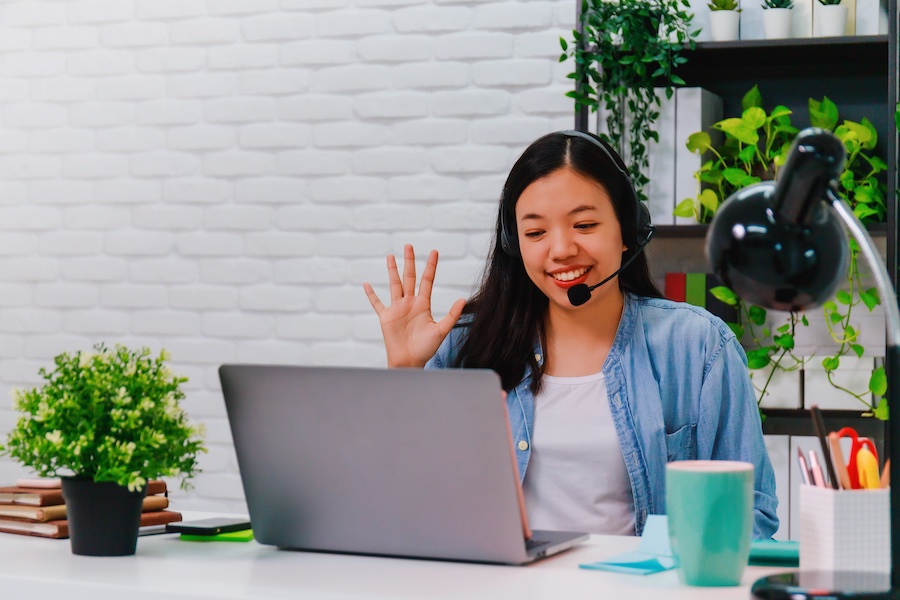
top-left (165, 517), bottom-right (251, 536)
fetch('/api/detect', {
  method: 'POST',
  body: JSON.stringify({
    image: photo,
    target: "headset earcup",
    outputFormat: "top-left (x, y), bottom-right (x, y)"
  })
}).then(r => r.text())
top-left (635, 199), bottom-right (655, 247)
top-left (499, 202), bottom-right (518, 257)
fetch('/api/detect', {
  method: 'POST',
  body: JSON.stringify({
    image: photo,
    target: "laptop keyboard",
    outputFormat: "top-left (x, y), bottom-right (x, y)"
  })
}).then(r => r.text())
top-left (525, 538), bottom-right (549, 551)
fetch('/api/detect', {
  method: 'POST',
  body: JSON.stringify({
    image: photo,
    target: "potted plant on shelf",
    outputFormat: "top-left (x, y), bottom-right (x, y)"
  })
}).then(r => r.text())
top-left (0, 344), bottom-right (207, 556)
top-left (762, 0), bottom-right (794, 39)
top-left (708, 0), bottom-right (742, 41)
top-left (678, 85), bottom-right (889, 419)
top-left (816, 0), bottom-right (848, 36)
top-left (559, 0), bottom-right (698, 202)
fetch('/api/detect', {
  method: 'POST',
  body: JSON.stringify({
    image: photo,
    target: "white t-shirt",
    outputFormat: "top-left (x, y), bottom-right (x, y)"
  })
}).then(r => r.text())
top-left (522, 371), bottom-right (635, 535)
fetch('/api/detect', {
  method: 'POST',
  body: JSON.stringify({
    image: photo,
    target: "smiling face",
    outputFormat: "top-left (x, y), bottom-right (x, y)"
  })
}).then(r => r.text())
top-left (515, 166), bottom-right (627, 311)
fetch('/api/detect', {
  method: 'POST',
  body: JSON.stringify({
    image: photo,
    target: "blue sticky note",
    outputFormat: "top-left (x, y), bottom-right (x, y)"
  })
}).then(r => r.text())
top-left (580, 515), bottom-right (676, 575)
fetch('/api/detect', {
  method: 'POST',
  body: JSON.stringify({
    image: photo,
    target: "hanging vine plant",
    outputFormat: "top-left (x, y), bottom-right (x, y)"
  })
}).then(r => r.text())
top-left (559, 0), bottom-right (698, 202)
top-left (683, 86), bottom-right (890, 418)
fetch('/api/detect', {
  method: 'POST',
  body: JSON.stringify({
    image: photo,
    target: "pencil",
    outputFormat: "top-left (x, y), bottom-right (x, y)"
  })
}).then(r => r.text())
top-left (810, 405), bottom-right (838, 489)
top-left (828, 432), bottom-right (853, 490)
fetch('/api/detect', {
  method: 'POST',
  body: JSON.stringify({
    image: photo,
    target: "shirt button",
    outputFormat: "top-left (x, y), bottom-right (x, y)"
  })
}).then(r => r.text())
top-left (517, 440), bottom-right (529, 451)
top-left (534, 353), bottom-right (542, 362)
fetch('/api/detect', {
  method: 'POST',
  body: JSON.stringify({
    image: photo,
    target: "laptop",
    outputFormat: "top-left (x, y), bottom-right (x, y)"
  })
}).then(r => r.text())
top-left (218, 364), bottom-right (589, 565)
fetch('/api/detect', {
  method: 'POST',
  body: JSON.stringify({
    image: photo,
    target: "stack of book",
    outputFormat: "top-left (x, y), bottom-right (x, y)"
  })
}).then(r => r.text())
top-left (0, 478), bottom-right (183, 539)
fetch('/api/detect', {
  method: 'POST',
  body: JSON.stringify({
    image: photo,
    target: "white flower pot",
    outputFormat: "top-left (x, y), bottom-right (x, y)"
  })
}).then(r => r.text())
top-left (815, 3), bottom-right (848, 37)
top-left (763, 8), bottom-right (793, 39)
top-left (709, 10), bottom-right (741, 41)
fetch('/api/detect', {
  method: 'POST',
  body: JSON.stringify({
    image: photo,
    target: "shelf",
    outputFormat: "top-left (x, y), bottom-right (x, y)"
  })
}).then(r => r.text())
top-left (676, 36), bottom-right (889, 84)
top-left (761, 408), bottom-right (886, 455)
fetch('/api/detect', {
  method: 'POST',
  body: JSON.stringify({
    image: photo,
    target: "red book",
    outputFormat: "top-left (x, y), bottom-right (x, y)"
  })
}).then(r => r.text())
top-left (665, 272), bottom-right (686, 302)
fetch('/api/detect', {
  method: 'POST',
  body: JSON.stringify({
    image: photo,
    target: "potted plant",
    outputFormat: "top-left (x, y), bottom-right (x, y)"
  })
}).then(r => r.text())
top-left (679, 85), bottom-right (889, 418)
top-left (708, 0), bottom-right (742, 41)
top-left (559, 0), bottom-right (698, 202)
top-left (816, 0), bottom-right (848, 36)
top-left (0, 343), bottom-right (206, 556)
top-left (762, 0), bottom-right (794, 39)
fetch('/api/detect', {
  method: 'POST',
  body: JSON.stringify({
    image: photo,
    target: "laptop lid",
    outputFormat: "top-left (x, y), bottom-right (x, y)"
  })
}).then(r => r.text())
top-left (219, 364), bottom-right (587, 565)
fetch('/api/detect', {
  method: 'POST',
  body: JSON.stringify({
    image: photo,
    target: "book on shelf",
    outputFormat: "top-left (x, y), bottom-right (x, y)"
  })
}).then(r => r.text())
top-left (664, 271), bottom-right (738, 324)
top-left (0, 509), bottom-right (183, 540)
top-left (0, 494), bottom-right (169, 521)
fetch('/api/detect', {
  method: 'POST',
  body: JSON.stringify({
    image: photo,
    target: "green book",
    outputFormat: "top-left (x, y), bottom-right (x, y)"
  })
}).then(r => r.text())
top-left (684, 272), bottom-right (707, 308)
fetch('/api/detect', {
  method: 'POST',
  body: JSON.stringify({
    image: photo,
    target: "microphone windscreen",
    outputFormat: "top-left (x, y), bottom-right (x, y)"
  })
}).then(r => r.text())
top-left (567, 285), bottom-right (591, 307)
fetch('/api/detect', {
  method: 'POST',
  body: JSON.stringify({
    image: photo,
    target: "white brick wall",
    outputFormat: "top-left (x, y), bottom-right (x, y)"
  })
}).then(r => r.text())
top-left (0, 0), bottom-right (576, 513)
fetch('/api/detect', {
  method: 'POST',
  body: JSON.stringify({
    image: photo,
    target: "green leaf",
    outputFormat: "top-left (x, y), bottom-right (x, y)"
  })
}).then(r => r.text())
top-left (746, 349), bottom-right (771, 369)
top-left (686, 131), bottom-right (712, 154)
top-left (859, 289), bottom-right (880, 311)
top-left (748, 305), bottom-right (766, 325)
top-left (850, 344), bottom-right (865, 358)
top-left (742, 106), bottom-right (767, 129)
top-left (673, 198), bottom-right (696, 218)
top-left (773, 333), bottom-right (794, 350)
top-left (698, 188), bottom-right (719, 213)
top-left (710, 285), bottom-right (739, 306)
top-left (836, 290), bottom-right (852, 305)
top-left (873, 397), bottom-right (889, 421)
top-left (869, 366), bottom-right (887, 396)
top-left (741, 84), bottom-right (763, 110)
top-left (822, 356), bottom-right (840, 371)
top-left (809, 96), bottom-right (839, 130)
top-left (560, 37), bottom-right (568, 51)
top-left (801, 315), bottom-right (809, 326)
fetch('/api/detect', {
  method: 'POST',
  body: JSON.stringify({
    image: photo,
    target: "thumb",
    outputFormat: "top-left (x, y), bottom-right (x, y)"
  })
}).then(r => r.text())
top-left (437, 298), bottom-right (466, 338)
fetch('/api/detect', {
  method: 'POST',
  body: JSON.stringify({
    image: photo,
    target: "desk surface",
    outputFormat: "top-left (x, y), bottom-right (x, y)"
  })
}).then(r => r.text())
top-left (0, 514), bottom-right (793, 599)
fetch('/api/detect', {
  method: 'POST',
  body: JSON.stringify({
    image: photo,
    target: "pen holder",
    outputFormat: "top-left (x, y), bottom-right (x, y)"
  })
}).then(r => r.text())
top-left (799, 484), bottom-right (890, 573)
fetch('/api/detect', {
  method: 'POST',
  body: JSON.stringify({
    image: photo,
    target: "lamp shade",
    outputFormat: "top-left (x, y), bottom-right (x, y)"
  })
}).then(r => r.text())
top-left (705, 128), bottom-right (850, 312)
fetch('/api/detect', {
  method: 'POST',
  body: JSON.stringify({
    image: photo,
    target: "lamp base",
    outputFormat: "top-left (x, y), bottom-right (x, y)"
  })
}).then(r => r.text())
top-left (751, 571), bottom-right (895, 599)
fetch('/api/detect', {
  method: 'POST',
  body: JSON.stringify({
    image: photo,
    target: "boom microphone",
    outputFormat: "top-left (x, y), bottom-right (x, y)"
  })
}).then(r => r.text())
top-left (566, 244), bottom-right (650, 307)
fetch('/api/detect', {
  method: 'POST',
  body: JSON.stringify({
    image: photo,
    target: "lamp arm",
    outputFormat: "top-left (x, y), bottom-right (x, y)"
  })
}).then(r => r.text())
top-left (827, 187), bottom-right (900, 590)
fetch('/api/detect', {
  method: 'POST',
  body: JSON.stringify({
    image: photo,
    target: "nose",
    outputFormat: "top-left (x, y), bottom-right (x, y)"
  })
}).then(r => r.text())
top-left (548, 229), bottom-right (577, 260)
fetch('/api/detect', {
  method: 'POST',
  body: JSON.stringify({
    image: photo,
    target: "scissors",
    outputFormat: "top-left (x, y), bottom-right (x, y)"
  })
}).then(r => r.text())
top-left (834, 427), bottom-right (879, 489)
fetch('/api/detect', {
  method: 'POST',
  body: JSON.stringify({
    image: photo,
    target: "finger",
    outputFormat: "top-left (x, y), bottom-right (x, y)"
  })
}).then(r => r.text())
top-left (387, 254), bottom-right (403, 301)
top-left (402, 244), bottom-right (417, 297)
top-left (417, 249), bottom-right (439, 300)
top-left (436, 297), bottom-right (466, 338)
top-left (363, 283), bottom-right (385, 315)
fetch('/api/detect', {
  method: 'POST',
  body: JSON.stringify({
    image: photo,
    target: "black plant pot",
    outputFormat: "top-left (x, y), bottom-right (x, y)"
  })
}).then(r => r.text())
top-left (61, 477), bottom-right (148, 556)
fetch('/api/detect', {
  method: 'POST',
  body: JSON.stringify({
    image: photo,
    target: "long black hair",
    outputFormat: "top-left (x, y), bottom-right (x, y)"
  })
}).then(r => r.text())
top-left (453, 131), bottom-right (663, 393)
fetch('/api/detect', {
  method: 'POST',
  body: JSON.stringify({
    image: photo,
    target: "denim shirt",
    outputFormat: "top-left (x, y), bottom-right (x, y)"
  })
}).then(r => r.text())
top-left (426, 293), bottom-right (779, 539)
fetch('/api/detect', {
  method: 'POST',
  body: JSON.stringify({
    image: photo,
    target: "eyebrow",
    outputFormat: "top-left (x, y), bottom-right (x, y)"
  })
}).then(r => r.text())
top-left (520, 204), bottom-right (598, 221)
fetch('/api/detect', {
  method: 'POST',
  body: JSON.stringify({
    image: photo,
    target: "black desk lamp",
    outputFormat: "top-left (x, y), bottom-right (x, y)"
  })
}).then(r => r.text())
top-left (706, 127), bottom-right (900, 599)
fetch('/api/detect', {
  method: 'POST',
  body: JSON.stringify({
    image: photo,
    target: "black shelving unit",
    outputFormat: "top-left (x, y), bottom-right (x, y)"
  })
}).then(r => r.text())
top-left (573, 3), bottom-right (898, 448)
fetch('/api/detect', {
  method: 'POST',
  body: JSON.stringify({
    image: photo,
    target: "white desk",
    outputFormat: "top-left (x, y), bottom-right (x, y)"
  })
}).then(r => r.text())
top-left (0, 516), bottom-right (794, 600)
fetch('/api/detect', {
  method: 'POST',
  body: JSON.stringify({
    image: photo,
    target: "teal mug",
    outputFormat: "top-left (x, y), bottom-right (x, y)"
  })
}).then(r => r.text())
top-left (665, 460), bottom-right (754, 586)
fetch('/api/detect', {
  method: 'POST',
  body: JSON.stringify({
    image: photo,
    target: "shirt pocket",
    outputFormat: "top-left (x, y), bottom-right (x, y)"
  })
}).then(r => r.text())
top-left (665, 423), bottom-right (697, 462)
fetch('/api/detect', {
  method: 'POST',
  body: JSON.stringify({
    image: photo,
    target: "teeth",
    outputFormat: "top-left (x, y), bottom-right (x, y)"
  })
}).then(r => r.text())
top-left (552, 267), bottom-right (589, 282)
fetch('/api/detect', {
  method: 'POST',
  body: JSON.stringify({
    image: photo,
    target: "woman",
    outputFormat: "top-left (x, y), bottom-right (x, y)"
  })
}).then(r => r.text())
top-left (363, 130), bottom-right (778, 539)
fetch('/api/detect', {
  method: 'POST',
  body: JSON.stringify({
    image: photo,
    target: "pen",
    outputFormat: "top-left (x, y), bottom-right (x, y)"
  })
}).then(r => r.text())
top-left (810, 405), bottom-right (838, 489)
top-left (797, 447), bottom-right (811, 486)
top-left (808, 450), bottom-right (826, 488)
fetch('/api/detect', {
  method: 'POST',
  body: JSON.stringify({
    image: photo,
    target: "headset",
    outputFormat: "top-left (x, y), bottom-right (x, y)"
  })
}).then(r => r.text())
top-left (498, 129), bottom-right (655, 259)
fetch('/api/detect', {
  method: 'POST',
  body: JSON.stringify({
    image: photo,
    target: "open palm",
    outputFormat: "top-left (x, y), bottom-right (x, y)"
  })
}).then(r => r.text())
top-left (364, 244), bottom-right (466, 368)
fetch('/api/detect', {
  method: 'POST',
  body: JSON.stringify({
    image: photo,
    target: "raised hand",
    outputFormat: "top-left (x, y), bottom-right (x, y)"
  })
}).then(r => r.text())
top-left (363, 244), bottom-right (466, 368)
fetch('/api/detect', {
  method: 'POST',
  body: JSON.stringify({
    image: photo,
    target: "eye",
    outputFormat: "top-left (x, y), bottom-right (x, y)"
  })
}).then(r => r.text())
top-left (523, 229), bottom-right (544, 239)
top-left (574, 222), bottom-right (598, 230)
